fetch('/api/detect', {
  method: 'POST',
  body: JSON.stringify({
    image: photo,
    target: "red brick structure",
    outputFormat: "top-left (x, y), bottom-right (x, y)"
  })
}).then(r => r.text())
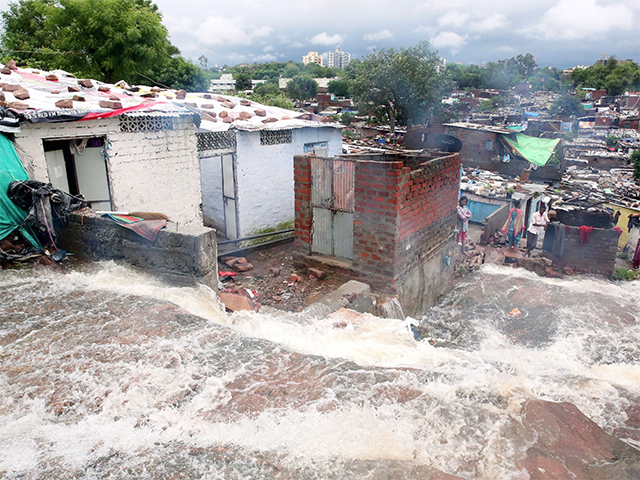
top-left (294, 151), bottom-right (461, 315)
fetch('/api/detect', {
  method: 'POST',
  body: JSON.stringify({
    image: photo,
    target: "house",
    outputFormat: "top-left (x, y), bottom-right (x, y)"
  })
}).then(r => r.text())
top-left (293, 151), bottom-right (461, 316)
top-left (426, 122), bottom-right (563, 181)
top-left (194, 101), bottom-right (342, 239)
top-left (0, 67), bottom-right (204, 227)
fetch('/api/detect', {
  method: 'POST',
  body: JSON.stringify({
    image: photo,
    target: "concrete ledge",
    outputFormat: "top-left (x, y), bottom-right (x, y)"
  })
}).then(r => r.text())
top-left (58, 213), bottom-right (218, 286)
top-left (303, 280), bottom-right (373, 318)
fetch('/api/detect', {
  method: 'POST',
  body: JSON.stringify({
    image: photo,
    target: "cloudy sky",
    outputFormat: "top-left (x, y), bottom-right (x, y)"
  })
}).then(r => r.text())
top-left (1, 0), bottom-right (639, 68)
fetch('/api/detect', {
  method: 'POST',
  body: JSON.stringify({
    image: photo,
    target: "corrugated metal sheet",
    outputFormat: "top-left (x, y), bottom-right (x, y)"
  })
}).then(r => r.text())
top-left (333, 211), bottom-right (354, 259)
top-left (310, 157), bottom-right (355, 260)
top-left (333, 159), bottom-right (354, 212)
top-left (312, 207), bottom-right (332, 256)
top-left (311, 157), bottom-right (333, 208)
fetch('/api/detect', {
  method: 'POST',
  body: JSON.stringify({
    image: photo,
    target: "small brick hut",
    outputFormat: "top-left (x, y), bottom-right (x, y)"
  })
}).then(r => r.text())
top-left (294, 151), bottom-right (461, 316)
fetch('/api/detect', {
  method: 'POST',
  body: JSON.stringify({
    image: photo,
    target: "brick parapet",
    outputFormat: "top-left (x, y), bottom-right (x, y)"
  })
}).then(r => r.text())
top-left (293, 154), bottom-right (312, 252)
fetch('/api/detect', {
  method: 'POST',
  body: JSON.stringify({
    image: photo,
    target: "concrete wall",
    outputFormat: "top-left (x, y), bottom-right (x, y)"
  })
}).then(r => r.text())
top-left (14, 116), bottom-right (203, 225)
top-left (58, 213), bottom-right (218, 286)
top-left (235, 127), bottom-right (341, 236)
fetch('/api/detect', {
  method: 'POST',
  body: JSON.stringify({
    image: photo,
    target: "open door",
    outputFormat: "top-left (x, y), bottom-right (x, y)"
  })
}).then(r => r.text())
top-left (44, 138), bottom-right (112, 210)
top-left (221, 153), bottom-right (239, 239)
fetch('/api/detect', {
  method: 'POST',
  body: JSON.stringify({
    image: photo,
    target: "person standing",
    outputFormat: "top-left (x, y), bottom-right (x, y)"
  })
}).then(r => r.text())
top-left (456, 196), bottom-right (472, 255)
top-left (526, 203), bottom-right (549, 256)
top-left (501, 199), bottom-right (525, 249)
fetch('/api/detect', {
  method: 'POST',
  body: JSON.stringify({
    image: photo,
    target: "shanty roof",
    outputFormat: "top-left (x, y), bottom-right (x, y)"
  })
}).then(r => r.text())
top-left (0, 62), bottom-right (339, 133)
top-left (502, 133), bottom-right (561, 167)
top-left (443, 122), bottom-right (513, 135)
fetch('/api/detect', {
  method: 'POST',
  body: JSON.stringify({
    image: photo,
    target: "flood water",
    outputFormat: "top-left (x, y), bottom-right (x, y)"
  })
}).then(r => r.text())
top-left (1, 262), bottom-right (639, 479)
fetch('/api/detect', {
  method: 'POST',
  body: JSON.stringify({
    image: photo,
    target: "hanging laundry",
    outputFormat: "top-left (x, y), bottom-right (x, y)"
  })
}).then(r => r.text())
top-left (578, 225), bottom-right (594, 244)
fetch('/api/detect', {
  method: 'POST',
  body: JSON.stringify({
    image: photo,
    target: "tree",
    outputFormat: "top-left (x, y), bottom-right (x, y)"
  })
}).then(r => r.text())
top-left (1, 0), bottom-right (178, 83)
top-left (549, 94), bottom-right (584, 117)
top-left (632, 149), bottom-right (640, 181)
top-left (346, 41), bottom-right (451, 132)
top-left (253, 81), bottom-right (281, 96)
top-left (234, 72), bottom-right (252, 91)
top-left (570, 57), bottom-right (640, 94)
top-left (146, 56), bottom-right (208, 92)
top-left (327, 79), bottom-right (349, 97)
top-left (286, 75), bottom-right (318, 101)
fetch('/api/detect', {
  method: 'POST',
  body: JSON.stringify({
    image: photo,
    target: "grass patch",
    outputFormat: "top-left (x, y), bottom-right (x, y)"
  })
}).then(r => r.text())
top-left (245, 220), bottom-right (295, 246)
top-left (613, 267), bottom-right (640, 281)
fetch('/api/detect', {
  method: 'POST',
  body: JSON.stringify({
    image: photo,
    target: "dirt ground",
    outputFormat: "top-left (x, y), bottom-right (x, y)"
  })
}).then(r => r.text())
top-left (218, 242), bottom-right (346, 312)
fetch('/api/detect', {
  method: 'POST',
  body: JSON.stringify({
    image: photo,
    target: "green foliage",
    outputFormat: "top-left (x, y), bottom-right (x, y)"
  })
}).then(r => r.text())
top-left (286, 75), bottom-right (318, 101)
top-left (570, 57), bottom-right (640, 95)
top-left (340, 111), bottom-right (355, 125)
top-left (239, 91), bottom-right (294, 111)
top-left (613, 267), bottom-right (640, 281)
top-left (477, 95), bottom-right (507, 112)
top-left (632, 149), bottom-right (640, 180)
top-left (252, 81), bottom-right (280, 96)
top-left (346, 41), bottom-right (451, 131)
top-left (327, 78), bottom-right (349, 97)
top-left (1, 0), bottom-right (179, 83)
top-left (234, 72), bottom-right (252, 91)
top-left (146, 56), bottom-right (208, 92)
top-left (549, 94), bottom-right (584, 117)
top-left (606, 135), bottom-right (618, 147)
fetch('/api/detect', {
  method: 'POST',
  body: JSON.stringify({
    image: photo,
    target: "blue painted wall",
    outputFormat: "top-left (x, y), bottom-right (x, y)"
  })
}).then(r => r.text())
top-left (466, 200), bottom-right (501, 224)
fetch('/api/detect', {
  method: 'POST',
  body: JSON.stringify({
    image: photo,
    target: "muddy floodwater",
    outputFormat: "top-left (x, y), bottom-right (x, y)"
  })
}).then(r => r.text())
top-left (1, 262), bottom-right (639, 479)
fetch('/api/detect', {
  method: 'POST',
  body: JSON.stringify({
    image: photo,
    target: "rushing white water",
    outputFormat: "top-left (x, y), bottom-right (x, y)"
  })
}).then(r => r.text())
top-left (1, 261), bottom-right (639, 479)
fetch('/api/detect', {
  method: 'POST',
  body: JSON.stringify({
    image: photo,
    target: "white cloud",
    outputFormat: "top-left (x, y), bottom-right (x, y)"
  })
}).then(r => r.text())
top-left (194, 16), bottom-right (273, 46)
top-left (492, 45), bottom-right (516, 54)
top-left (363, 29), bottom-right (394, 41)
top-left (252, 53), bottom-right (277, 62)
top-left (414, 25), bottom-right (435, 37)
top-left (469, 14), bottom-right (509, 32)
top-left (430, 31), bottom-right (468, 54)
top-left (438, 12), bottom-right (469, 28)
top-left (523, 0), bottom-right (633, 39)
top-left (264, 45), bottom-right (274, 52)
top-left (311, 32), bottom-right (344, 45)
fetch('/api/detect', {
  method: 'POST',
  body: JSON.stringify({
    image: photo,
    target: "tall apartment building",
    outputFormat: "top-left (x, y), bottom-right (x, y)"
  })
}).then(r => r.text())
top-left (302, 51), bottom-right (323, 66)
top-left (326, 46), bottom-right (350, 69)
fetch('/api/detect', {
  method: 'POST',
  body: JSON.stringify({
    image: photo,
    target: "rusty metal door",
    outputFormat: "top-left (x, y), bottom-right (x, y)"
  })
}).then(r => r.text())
top-left (310, 157), bottom-right (354, 260)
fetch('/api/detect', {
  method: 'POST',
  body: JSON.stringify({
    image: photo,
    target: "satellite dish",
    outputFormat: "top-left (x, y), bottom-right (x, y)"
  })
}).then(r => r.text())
top-left (435, 134), bottom-right (463, 153)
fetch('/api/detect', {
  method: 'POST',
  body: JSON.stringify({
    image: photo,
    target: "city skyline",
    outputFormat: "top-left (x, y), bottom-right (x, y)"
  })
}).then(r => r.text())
top-left (0, 0), bottom-right (637, 69)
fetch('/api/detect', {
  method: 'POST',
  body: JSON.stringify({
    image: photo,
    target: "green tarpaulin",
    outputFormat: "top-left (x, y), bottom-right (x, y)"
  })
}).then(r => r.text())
top-left (0, 134), bottom-right (39, 246)
top-left (501, 133), bottom-right (561, 167)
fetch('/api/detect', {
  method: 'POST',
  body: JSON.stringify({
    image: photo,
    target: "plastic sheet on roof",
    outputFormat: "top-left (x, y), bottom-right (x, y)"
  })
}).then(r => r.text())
top-left (501, 133), bottom-right (561, 167)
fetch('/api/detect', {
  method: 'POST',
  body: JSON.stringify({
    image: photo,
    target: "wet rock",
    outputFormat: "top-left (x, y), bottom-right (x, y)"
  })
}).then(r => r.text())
top-left (219, 110), bottom-right (229, 118)
top-left (240, 99), bottom-right (251, 106)
top-left (0, 67), bottom-right (12, 75)
top-left (67, 86), bottom-right (80, 92)
top-left (514, 400), bottom-right (640, 479)
top-left (238, 111), bottom-right (252, 120)
top-left (254, 108), bottom-right (267, 116)
top-left (98, 85), bottom-right (110, 92)
top-left (72, 95), bottom-right (85, 102)
top-left (562, 265), bottom-right (575, 275)
top-left (484, 248), bottom-right (505, 265)
top-left (175, 89), bottom-right (187, 99)
top-left (519, 257), bottom-right (547, 277)
top-left (545, 267), bottom-right (564, 279)
top-left (2, 84), bottom-right (21, 92)
top-left (219, 292), bottom-right (259, 312)
top-left (78, 79), bottom-right (93, 88)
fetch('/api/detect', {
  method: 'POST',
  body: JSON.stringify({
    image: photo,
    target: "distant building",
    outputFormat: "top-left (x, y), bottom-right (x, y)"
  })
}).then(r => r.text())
top-left (302, 51), bottom-right (323, 66)
top-left (326, 46), bottom-right (350, 69)
top-left (210, 73), bottom-right (235, 92)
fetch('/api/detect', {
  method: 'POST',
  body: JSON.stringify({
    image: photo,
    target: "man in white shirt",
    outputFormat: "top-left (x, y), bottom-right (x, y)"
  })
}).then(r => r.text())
top-left (526, 203), bottom-right (550, 256)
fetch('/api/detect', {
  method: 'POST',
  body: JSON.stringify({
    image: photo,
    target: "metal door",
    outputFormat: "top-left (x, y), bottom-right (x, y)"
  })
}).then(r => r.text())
top-left (311, 157), bottom-right (354, 260)
top-left (221, 154), bottom-right (239, 239)
top-left (74, 147), bottom-right (112, 211)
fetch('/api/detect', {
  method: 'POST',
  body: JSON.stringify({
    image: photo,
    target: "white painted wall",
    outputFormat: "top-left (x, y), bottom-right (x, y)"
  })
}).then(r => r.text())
top-left (234, 126), bottom-right (342, 236)
top-left (13, 116), bottom-right (204, 225)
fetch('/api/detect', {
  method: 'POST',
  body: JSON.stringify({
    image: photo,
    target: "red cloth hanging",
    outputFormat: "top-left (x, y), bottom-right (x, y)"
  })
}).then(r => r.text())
top-left (578, 225), bottom-right (594, 244)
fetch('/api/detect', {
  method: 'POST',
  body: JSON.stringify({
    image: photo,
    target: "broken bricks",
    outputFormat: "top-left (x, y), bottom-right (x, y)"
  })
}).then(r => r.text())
top-left (219, 292), bottom-right (260, 312)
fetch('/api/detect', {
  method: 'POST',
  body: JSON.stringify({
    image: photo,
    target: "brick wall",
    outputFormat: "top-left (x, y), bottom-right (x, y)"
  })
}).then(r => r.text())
top-left (394, 155), bottom-right (460, 280)
top-left (546, 226), bottom-right (619, 276)
top-left (294, 152), bottom-right (461, 299)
